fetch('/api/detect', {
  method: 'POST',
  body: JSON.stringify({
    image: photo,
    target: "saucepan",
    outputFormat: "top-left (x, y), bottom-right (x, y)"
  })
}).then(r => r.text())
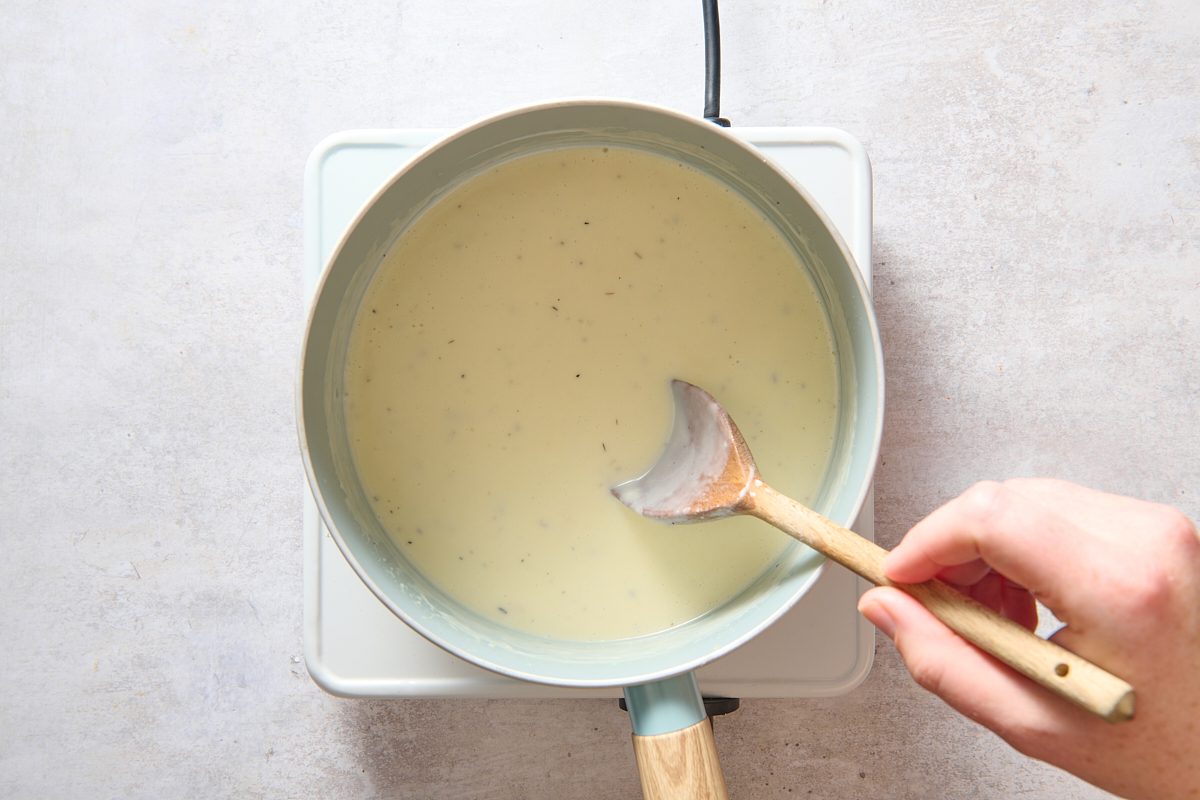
top-left (298, 99), bottom-right (883, 797)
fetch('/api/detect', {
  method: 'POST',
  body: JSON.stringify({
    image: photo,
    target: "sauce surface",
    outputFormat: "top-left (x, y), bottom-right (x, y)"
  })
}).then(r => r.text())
top-left (344, 145), bottom-right (838, 641)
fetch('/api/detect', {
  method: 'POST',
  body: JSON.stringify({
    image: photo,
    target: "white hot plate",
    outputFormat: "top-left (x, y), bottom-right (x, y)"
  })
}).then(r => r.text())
top-left (303, 125), bottom-right (875, 699)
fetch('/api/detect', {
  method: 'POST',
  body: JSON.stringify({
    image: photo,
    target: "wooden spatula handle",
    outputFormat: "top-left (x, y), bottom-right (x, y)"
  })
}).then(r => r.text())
top-left (748, 483), bottom-right (1135, 722)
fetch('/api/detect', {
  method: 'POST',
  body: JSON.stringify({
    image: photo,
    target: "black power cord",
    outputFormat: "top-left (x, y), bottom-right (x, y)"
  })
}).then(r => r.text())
top-left (702, 0), bottom-right (731, 126)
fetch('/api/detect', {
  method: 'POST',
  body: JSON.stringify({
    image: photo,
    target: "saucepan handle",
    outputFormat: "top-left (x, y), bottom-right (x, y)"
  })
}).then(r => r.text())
top-left (624, 673), bottom-right (729, 800)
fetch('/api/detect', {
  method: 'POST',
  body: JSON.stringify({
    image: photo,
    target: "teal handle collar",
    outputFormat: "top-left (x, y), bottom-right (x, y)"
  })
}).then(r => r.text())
top-left (623, 673), bottom-right (707, 736)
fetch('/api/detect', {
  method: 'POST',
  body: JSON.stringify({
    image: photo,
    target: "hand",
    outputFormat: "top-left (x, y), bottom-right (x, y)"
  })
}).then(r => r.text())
top-left (858, 479), bottom-right (1200, 799)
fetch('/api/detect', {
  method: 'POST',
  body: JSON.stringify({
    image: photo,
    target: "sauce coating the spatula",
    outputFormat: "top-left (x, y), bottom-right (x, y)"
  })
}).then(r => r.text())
top-left (344, 145), bottom-right (838, 640)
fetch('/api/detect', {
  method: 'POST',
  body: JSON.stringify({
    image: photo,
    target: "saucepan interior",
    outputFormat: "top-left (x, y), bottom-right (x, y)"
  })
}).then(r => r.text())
top-left (298, 100), bottom-right (883, 687)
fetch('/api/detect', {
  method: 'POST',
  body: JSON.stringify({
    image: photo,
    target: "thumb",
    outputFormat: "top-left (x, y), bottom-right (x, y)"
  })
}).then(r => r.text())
top-left (859, 586), bottom-right (1066, 744)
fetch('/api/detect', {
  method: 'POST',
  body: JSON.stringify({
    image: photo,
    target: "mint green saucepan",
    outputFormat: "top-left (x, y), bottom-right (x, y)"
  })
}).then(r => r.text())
top-left (298, 100), bottom-right (883, 798)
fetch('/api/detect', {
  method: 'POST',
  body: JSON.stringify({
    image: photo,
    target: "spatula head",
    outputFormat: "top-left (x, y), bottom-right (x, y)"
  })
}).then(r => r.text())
top-left (611, 380), bottom-right (759, 523)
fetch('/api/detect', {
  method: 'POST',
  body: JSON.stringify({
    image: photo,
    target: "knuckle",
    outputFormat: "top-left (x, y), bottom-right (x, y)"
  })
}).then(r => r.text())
top-left (1119, 563), bottom-right (1175, 615)
top-left (1157, 506), bottom-right (1200, 556)
top-left (1113, 507), bottom-right (1200, 618)
top-left (961, 480), bottom-right (1009, 523)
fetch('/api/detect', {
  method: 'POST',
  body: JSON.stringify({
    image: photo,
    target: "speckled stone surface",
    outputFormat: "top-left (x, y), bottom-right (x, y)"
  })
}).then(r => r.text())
top-left (2, 1), bottom-right (1196, 797)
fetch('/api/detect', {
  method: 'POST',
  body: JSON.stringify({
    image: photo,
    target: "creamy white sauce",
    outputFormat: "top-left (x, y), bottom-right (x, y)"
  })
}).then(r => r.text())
top-left (344, 145), bottom-right (837, 641)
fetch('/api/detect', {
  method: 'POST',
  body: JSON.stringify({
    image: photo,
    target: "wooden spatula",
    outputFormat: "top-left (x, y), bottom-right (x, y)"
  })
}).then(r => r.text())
top-left (613, 379), bottom-right (1134, 722)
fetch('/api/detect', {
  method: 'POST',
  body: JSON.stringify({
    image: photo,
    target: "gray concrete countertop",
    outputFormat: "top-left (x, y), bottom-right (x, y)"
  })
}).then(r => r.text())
top-left (3, 1), bottom-right (1196, 797)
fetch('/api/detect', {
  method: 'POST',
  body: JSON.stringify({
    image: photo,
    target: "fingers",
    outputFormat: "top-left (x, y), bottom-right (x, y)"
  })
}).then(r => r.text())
top-left (883, 480), bottom-right (1124, 621)
top-left (859, 587), bottom-right (1071, 745)
top-left (1001, 577), bottom-right (1039, 631)
top-left (945, 572), bottom-right (1038, 631)
top-left (934, 559), bottom-right (993, 587)
top-left (971, 572), bottom-right (1004, 615)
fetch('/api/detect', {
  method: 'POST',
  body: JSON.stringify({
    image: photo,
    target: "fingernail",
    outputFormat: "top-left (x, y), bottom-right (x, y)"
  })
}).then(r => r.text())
top-left (859, 599), bottom-right (897, 639)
